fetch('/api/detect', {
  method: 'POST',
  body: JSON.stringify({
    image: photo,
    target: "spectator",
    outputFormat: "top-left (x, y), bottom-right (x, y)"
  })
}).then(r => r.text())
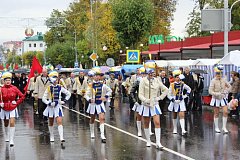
top-left (227, 71), bottom-right (236, 102)
top-left (183, 67), bottom-right (195, 112)
top-left (159, 71), bottom-right (170, 111)
top-left (231, 72), bottom-right (240, 116)
top-left (169, 72), bottom-right (174, 83)
top-left (193, 73), bottom-right (204, 111)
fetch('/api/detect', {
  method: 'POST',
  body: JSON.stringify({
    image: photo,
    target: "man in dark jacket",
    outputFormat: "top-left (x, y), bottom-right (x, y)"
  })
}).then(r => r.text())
top-left (183, 67), bottom-right (195, 112)
top-left (193, 74), bottom-right (204, 111)
top-left (11, 73), bottom-right (20, 88)
top-left (159, 71), bottom-right (170, 112)
top-left (19, 73), bottom-right (28, 94)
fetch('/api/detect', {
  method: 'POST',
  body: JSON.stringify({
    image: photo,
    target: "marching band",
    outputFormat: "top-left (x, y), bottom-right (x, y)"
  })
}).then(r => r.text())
top-left (0, 60), bottom-right (233, 150)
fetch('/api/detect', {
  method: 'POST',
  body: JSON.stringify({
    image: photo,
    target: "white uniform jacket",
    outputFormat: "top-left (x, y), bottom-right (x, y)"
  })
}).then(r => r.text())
top-left (139, 77), bottom-right (168, 107)
top-left (73, 76), bottom-right (88, 95)
top-left (84, 81), bottom-right (112, 105)
top-left (167, 82), bottom-right (191, 111)
top-left (42, 84), bottom-right (71, 107)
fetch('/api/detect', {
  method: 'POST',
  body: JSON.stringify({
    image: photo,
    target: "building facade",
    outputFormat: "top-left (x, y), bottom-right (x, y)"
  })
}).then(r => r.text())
top-left (22, 32), bottom-right (46, 53)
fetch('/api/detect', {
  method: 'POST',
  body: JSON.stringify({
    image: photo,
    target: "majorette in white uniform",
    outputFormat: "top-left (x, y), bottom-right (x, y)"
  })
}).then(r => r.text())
top-left (167, 69), bottom-right (191, 135)
top-left (209, 64), bottom-right (230, 133)
top-left (138, 60), bottom-right (168, 149)
top-left (42, 71), bottom-right (71, 142)
top-left (130, 67), bottom-right (152, 137)
top-left (84, 68), bottom-right (112, 143)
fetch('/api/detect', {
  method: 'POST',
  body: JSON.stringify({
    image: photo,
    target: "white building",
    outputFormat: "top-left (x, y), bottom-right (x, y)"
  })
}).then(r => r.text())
top-left (22, 32), bottom-right (46, 53)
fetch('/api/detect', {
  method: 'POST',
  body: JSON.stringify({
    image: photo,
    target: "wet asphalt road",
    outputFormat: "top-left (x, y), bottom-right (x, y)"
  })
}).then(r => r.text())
top-left (0, 97), bottom-right (240, 160)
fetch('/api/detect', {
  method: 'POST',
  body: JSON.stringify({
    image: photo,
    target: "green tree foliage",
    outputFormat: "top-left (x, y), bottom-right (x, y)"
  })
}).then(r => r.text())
top-left (45, 41), bottom-right (76, 67)
top-left (23, 51), bottom-right (35, 66)
top-left (36, 51), bottom-right (44, 65)
top-left (111, 0), bottom-right (154, 49)
top-left (6, 56), bottom-right (22, 64)
top-left (151, 0), bottom-right (177, 36)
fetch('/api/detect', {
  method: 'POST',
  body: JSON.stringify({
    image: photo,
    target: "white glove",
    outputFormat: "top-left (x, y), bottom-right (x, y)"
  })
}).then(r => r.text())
top-left (154, 97), bottom-right (161, 102)
top-left (0, 103), bottom-right (4, 108)
top-left (134, 102), bottom-right (139, 107)
top-left (12, 101), bottom-right (17, 105)
top-left (58, 100), bottom-right (65, 105)
top-left (175, 100), bottom-right (181, 103)
top-left (145, 99), bottom-right (151, 104)
top-left (182, 95), bottom-right (188, 99)
top-left (50, 102), bottom-right (56, 107)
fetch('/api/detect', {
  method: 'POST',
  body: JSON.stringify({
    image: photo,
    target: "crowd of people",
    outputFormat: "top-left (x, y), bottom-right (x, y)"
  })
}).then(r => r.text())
top-left (0, 61), bottom-right (238, 149)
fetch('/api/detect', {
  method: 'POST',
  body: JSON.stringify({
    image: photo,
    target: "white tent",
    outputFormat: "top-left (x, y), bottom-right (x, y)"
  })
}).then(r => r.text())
top-left (155, 60), bottom-right (169, 67)
top-left (191, 59), bottom-right (220, 66)
top-left (155, 60), bottom-right (195, 68)
top-left (167, 60), bottom-right (195, 67)
top-left (219, 50), bottom-right (240, 66)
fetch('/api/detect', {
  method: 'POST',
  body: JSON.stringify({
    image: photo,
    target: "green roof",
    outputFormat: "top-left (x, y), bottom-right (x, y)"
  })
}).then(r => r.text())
top-left (22, 32), bottom-right (44, 41)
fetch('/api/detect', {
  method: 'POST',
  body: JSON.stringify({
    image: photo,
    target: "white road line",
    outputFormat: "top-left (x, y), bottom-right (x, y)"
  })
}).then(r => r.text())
top-left (64, 106), bottom-right (195, 160)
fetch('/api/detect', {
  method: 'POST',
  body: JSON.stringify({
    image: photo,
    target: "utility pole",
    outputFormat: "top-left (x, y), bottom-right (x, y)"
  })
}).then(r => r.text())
top-left (224, 0), bottom-right (228, 56)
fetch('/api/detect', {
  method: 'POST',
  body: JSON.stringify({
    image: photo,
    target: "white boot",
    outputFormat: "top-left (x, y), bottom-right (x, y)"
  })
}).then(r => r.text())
top-left (58, 125), bottom-right (65, 142)
top-left (214, 118), bottom-right (221, 133)
top-left (90, 124), bottom-right (95, 138)
top-left (149, 121), bottom-right (154, 136)
top-left (180, 119), bottom-right (187, 135)
top-left (144, 128), bottom-right (151, 147)
top-left (222, 117), bottom-right (228, 133)
top-left (9, 127), bottom-right (15, 147)
top-left (100, 124), bottom-right (106, 143)
top-left (5, 127), bottom-right (9, 142)
top-left (136, 121), bottom-right (142, 137)
top-left (172, 119), bottom-right (177, 134)
top-left (49, 126), bottom-right (54, 142)
top-left (155, 128), bottom-right (164, 149)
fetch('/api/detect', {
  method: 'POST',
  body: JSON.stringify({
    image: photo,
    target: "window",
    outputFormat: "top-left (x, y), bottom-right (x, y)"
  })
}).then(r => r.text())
top-left (40, 43), bottom-right (43, 47)
top-left (29, 43), bottom-right (31, 47)
top-left (34, 43), bottom-right (36, 47)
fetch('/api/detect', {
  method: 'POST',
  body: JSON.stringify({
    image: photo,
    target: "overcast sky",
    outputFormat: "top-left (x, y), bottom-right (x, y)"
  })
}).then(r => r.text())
top-left (0, 0), bottom-right (195, 45)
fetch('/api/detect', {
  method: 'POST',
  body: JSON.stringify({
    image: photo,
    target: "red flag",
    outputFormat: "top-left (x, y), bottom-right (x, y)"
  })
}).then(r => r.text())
top-left (24, 56), bottom-right (43, 94)
top-left (14, 63), bottom-right (18, 69)
top-left (0, 64), bottom-right (3, 70)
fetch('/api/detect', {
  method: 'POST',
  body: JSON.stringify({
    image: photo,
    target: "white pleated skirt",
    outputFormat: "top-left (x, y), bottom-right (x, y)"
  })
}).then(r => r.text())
top-left (87, 103), bottom-right (106, 115)
top-left (0, 108), bottom-right (19, 119)
top-left (138, 104), bottom-right (162, 117)
top-left (43, 106), bottom-right (64, 118)
top-left (132, 104), bottom-right (141, 112)
top-left (168, 101), bottom-right (186, 112)
top-left (210, 98), bottom-right (227, 107)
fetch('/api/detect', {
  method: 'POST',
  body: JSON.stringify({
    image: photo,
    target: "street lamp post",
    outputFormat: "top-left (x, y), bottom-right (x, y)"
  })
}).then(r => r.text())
top-left (157, 40), bottom-right (161, 60)
top-left (140, 44), bottom-right (143, 63)
top-left (119, 50), bottom-right (122, 65)
top-left (210, 31), bottom-right (214, 59)
top-left (65, 20), bottom-right (77, 62)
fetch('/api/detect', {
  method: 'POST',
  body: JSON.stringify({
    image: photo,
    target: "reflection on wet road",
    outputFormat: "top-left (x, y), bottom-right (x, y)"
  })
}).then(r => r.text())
top-left (0, 98), bottom-right (239, 160)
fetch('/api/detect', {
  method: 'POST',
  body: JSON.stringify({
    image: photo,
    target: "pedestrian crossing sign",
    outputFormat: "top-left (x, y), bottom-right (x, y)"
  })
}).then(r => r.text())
top-left (127, 50), bottom-right (140, 63)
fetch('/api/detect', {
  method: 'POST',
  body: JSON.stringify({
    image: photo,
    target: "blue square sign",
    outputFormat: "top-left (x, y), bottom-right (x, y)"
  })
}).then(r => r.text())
top-left (127, 50), bottom-right (140, 63)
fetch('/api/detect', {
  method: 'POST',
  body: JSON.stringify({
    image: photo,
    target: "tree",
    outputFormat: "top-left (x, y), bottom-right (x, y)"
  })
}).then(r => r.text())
top-left (151, 0), bottom-right (177, 36)
top-left (36, 51), bottom-right (44, 65)
top-left (23, 51), bottom-right (35, 66)
top-left (111, 0), bottom-right (155, 49)
top-left (45, 41), bottom-right (76, 67)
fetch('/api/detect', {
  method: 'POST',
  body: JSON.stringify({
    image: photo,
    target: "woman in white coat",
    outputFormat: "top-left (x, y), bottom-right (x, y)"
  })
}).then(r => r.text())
top-left (84, 69), bottom-right (112, 143)
top-left (42, 71), bottom-right (71, 142)
top-left (209, 64), bottom-right (230, 133)
top-left (138, 60), bottom-right (168, 149)
top-left (168, 69), bottom-right (191, 135)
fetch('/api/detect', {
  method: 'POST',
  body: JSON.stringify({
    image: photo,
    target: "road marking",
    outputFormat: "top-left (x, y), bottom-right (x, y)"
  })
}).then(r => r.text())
top-left (64, 106), bottom-right (195, 160)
